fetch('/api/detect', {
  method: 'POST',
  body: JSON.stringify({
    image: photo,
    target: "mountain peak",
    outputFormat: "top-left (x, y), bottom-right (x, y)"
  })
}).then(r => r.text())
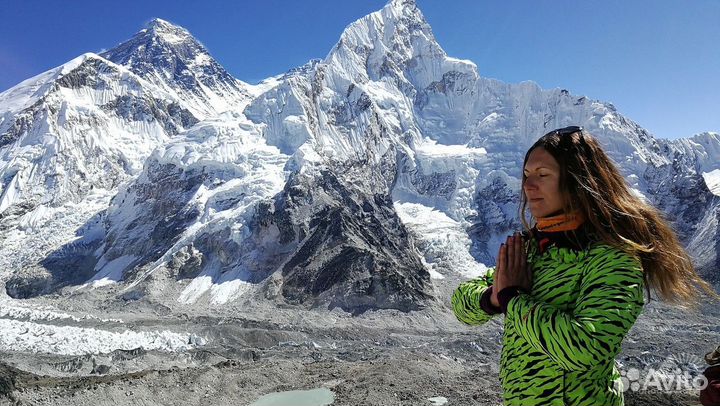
top-left (143, 18), bottom-right (194, 44)
top-left (99, 18), bottom-right (250, 116)
top-left (101, 18), bottom-right (205, 68)
top-left (324, 0), bottom-right (457, 88)
top-left (387, 0), bottom-right (418, 12)
top-left (147, 17), bottom-right (174, 29)
top-left (330, 0), bottom-right (432, 52)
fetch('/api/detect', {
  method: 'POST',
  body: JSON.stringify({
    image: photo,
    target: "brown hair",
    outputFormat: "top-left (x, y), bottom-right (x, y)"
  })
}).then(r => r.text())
top-left (520, 127), bottom-right (718, 309)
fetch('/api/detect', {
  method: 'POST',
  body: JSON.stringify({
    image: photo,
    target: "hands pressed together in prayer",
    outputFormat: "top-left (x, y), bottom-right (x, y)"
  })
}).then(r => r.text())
top-left (490, 232), bottom-right (532, 308)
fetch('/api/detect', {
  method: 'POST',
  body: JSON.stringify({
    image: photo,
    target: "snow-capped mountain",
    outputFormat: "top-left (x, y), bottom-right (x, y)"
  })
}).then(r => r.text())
top-left (0, 52), bottom-right (203, 297)
top-left (0, 0), bottom-right (717, 312)
top-left (0, 18), bottom-right (257, 298)
top-left (100, 18), bottom-right (253, 118)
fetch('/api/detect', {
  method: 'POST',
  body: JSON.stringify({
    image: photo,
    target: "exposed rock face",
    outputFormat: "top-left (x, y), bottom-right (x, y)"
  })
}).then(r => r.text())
top-left (254, 160), bottom-right (432, 313)
top-left (468, 175), bottom-right (521, 265)
top-left (101, 95), bottom-right (198, 135)
top-left (0, 98), bottom-right (44, 149)
top-left (101, 160), bottom-right (206, 276)
top-left (685, 197), bottom-right (720, 286)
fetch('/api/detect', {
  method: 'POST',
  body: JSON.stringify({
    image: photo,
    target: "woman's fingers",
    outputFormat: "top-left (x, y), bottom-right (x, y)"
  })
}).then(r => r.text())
top-left (507, 234), bottom-right (515, 273)
top-left (515, 232), bottom-right (523, 271)
top-left (516, 233), bottom-right (524, 271)
top-left (516, 233), bottom-right (530, 291)
top-left (497, 232), bottom-right (533, 291)
top-left (497, 243), bottom-right (507, 290)
top-left (499, 232), bottom-right (532, 292)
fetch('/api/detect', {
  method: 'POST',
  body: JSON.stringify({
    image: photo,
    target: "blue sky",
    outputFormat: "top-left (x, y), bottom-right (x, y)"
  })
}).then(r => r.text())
top-left (1, 0), bottom-right (718, 139)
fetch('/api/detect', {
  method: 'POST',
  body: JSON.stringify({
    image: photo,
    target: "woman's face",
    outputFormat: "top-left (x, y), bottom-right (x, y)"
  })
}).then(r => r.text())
top-left (523, 147), bottom-right (565, 218)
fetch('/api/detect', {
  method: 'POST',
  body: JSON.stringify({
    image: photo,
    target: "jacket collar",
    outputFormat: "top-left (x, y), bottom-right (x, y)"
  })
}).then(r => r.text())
top-left (531, 221), bottom-right (595, 254)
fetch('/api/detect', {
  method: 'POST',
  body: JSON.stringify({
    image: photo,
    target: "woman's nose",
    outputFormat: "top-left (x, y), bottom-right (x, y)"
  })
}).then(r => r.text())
top-left (524, 179), bottom-right (538, 191)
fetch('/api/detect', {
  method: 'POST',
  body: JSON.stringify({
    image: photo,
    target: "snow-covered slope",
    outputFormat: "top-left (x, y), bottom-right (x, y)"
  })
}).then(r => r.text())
top-left (92, 114), bottom-right (289, 304)
top-left (671, 132), bottom-right (720, 172)
top-left (704, 170), bottom-right (720, 196)
top-left (669, 132), bottom-right (720, 196)
top-left (1, 0), bottom-right (717, 313)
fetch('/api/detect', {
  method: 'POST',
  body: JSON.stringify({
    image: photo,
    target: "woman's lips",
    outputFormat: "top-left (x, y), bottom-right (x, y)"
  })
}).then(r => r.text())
top-left (530, 198), bottom-right (543, 202)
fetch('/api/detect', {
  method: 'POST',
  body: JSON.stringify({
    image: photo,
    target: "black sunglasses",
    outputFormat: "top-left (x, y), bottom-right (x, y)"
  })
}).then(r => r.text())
top-left (550, 126), bottom-right (583, 136)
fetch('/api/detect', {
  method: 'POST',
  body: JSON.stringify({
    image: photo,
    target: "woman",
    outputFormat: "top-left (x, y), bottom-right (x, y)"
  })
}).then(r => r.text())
top-left (452, 126), bottom-right (718, 406)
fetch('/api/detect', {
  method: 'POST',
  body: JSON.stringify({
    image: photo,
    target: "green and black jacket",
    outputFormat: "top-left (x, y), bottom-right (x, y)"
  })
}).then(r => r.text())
top-left (452, 226), bottom-right (645, 406)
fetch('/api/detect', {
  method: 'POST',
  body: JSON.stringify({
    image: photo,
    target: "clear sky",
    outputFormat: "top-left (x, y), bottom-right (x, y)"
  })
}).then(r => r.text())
top-left (1, 0), bottom-right (718, 139)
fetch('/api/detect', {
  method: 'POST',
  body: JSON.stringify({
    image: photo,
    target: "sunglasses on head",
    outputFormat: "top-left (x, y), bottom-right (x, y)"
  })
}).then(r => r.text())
top-left (550, 126), bottom-right (583, 136)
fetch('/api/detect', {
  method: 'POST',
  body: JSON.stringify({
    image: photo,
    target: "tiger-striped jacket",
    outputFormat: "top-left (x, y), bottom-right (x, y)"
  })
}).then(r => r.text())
top-left (452, 235), bottom-right (645, 406)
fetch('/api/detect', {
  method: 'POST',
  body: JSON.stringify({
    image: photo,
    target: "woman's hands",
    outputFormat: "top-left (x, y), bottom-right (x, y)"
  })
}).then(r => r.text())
top-left (490, 232), bottom-right (532, 308)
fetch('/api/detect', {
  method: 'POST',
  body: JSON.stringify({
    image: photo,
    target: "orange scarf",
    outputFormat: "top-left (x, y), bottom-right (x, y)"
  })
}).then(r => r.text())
top-left (536, 211), bottom-right (586, 232)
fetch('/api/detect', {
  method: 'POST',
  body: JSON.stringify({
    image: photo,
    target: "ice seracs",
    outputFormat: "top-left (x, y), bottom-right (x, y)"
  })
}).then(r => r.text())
top-left (91, 115), bottom-right (290, 305)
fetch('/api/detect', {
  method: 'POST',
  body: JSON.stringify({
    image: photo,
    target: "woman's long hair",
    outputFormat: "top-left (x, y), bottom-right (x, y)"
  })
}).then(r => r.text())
top-left (520, 127), bottom-right (718, 308)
